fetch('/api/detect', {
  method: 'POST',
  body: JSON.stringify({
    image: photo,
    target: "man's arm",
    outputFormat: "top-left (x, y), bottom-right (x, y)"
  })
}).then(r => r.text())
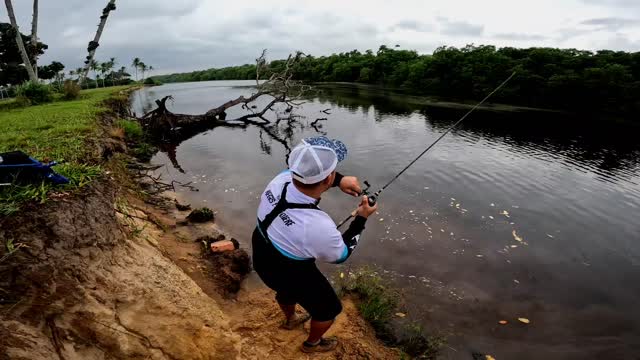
top-left (334, 215), bottom-right (367, 264)
top-left (332, 172), bottom-right (362, 197)
top-left (334, 195), bottom-right (378, 263)
top-left (332, 172), bottom-right (344, 187)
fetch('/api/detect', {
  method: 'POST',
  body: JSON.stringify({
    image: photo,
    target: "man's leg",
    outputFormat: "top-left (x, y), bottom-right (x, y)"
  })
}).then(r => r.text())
top-left (278, 302), bottom-right (296, 321)
top-left (276, 293), bottom-right (311, 329)
top-left (306, 319), bottom-right (333, 343)
top-left (298, 266), bottom-right (342, 352)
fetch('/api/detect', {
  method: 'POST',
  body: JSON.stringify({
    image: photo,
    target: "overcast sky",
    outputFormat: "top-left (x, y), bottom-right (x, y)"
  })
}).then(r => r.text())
top-left (3, 0), bottom-right (640, 74)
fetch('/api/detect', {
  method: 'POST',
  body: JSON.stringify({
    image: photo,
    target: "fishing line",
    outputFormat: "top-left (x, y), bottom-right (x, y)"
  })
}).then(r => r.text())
top-left (337, 71), bottom-right (517, 229)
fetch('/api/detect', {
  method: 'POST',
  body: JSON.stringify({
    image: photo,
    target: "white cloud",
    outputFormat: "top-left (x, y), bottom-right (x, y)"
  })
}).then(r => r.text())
top-left (3, 0), bottom-right (639, 74)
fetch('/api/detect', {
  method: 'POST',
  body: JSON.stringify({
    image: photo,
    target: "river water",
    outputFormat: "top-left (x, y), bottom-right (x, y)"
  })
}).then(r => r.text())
top-left (132, 81), bottom-right (640, 359)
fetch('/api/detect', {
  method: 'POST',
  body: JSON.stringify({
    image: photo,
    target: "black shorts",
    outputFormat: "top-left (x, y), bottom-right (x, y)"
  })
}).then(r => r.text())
top-left (252, 227), bottom-right (342, 322)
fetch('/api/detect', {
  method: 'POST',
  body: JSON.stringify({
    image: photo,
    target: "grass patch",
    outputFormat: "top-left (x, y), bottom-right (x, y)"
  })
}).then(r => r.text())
top-left (336, 267), bottom-right (446, 359)
top-left (0, 86), bottom-right (130, 215)
top-left (116, 119), bottom-right (143, 140)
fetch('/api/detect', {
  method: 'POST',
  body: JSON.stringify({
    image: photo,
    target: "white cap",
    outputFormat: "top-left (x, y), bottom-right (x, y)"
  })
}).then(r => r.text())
top-left (288, 137), bottom-right (347, 184)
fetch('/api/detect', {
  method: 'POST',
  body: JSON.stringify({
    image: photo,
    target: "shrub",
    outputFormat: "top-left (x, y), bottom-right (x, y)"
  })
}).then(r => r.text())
top-left (15, 81), bottom-right (52, 104)
top-left (14, 96), bottom-right (32, 107)
top-left (143, 77), bottom-right (161, 85)
top-left (62, 80), bottom-right (81, 100)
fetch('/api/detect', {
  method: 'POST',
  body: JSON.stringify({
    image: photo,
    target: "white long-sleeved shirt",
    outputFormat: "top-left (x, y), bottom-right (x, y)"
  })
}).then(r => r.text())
top-left (256, 171), bottom-right (350, 263)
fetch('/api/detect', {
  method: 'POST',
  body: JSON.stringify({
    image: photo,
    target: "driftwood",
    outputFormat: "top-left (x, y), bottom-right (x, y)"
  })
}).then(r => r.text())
top-left (137, 50), bottom-right (333, 171)
top-left (139, 51), bottom-right (310, 138)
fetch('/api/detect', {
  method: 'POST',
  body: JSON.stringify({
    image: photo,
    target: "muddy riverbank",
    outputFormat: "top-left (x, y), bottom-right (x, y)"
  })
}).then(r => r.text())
top-left (0, 89), bottom-right (399, 359)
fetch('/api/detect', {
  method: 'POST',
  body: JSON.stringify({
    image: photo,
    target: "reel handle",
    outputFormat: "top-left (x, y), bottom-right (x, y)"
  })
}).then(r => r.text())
top-left (367, 194), bottom-right (377, 207)
top-left (358, 181), bottom-right (377, 207)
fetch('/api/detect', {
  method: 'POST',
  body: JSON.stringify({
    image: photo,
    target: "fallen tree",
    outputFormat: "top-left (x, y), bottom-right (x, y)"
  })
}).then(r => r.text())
top-left (136, 50), bottom-right (332, 171)
top-left (139, 50), bottom-right (311, 139)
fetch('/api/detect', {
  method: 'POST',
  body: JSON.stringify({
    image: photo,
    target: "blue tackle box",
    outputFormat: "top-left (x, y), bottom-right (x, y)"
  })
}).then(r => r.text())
top-left (0, 151), bottom-right (69, 186)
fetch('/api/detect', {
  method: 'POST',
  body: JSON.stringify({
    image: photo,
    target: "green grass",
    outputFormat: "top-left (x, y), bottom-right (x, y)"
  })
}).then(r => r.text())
top-left (116, 119), bottom-right (143, 140)
top-left (0, 86), bottom-right (130, 215)
top-left (336, 267), bottom-right (399, 338)
top-left (336, 267), bottom-right (445, 359)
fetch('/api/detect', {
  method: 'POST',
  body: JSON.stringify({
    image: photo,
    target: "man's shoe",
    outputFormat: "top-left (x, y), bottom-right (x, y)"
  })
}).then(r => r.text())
top-left (301, 337), bottom-right (338, 353)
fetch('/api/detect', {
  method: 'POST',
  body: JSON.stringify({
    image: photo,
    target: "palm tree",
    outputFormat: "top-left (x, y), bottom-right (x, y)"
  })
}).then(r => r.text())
top-left (132, 57), bottom-right (141, 81)
top-left (139, 62), bottom-right (148, 82)
top-left (89, 59), bottom-right (99, 88)
top-left (74, 67), bottom-right (84, 82)
top-left (116, 66), bottom-right (128, 84)
top-left (80, 0), bottom-right (116, 84)
top-left (99, 62), bottom-right (110, 87)
top-left (3, 0), bottom-right (38, 82)
top-left (31, 0), bottom-right (39, 78)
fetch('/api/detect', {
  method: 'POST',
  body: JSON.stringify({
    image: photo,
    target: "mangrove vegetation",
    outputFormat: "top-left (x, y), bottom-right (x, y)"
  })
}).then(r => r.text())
top-left (152, 45), bottom-right (640, 117)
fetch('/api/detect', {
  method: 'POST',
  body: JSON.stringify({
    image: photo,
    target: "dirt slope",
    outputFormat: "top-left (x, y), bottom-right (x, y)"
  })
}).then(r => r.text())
top-left (0, 183), bottom-right (240, 359)
top-left (0, 182), bottom-right (398, 359)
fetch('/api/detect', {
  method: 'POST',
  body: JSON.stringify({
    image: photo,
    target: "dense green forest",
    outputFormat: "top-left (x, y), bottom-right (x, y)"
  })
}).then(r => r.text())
top-left (152, 45), bottom-right (640, 116)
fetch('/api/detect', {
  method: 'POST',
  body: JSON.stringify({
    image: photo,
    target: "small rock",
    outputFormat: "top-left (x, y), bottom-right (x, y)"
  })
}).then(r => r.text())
top-left (187, 207), bottom-right (214, 223)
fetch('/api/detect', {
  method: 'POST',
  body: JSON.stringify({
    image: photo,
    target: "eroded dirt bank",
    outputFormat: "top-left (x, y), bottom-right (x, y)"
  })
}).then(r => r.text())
top-left (0, 161), bottom-right (398, 359)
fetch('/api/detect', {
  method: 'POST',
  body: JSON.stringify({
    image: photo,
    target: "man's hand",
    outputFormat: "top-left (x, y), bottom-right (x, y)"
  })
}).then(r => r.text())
top-left (356, 195), bottom-right (378, 218)
top-left (339, 176), bottom-right (362, 197)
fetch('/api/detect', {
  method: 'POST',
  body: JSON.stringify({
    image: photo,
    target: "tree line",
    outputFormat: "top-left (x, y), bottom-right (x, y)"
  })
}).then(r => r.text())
top-left (152, 45), bottom-right (640, 116)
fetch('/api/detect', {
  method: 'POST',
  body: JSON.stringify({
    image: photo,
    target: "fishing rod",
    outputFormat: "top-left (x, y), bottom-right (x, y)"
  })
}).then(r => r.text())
top-left (337, 71), bottom-right (517, 229)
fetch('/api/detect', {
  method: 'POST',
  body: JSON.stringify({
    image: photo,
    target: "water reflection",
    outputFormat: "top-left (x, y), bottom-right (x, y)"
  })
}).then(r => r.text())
top-left (315, 84), bottom-right (640, 188)
top-left (133, 81), bottom-right (640, 359)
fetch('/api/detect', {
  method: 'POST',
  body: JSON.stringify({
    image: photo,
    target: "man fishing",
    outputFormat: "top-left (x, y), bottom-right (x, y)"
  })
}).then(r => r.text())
top-left (252, 136), bottom-right (378, 353)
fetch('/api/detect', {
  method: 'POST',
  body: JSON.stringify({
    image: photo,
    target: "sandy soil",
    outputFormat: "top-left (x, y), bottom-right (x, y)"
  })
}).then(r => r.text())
top-left (0, 183), bottom-right (398, 359)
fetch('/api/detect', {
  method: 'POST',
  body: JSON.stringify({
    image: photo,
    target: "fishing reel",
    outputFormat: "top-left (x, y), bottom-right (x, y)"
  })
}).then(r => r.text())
top-left (360, 181), bottom-right (378, 207)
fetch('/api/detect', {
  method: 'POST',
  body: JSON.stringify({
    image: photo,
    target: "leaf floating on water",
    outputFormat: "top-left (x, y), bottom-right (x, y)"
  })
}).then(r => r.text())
top-left (500, 210), bottom-right (510, 218)
top-left (395, 312), bottom-right (406, 318)
top-left (518, 317), bottom-right (530, 324)
top-left (512, 230), bottom-right (524, 243)
top-left (499, 320), bottom-right (508, 325)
